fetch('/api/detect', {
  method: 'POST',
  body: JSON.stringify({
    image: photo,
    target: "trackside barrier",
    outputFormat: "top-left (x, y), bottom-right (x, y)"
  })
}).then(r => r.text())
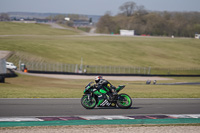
top-left (6, 59), bottom-right (200, 75)
top-left (19, 62), bottom-right (152, 75)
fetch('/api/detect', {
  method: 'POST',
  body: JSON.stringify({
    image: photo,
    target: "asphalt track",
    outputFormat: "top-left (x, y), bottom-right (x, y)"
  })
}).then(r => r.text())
top-left (0, 98), bottom-right (200, 117)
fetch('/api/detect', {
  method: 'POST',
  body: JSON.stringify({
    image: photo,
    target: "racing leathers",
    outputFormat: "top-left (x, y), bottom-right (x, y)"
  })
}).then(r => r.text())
top-left (93, 79), bottom-right (117, 106)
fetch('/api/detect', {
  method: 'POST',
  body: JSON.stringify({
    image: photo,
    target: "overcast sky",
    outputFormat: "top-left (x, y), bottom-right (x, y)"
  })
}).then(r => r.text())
top-left (0, 0), bottom-right (200, 15)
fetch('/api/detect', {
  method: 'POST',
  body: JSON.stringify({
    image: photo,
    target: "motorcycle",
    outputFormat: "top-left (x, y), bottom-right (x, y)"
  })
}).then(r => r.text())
top-left (81, 82), bottom-right (132, 109)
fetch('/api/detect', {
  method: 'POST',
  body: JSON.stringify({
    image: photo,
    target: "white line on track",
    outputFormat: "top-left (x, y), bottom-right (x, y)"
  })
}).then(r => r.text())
top-left (0, 114), bottom-right (200, 122)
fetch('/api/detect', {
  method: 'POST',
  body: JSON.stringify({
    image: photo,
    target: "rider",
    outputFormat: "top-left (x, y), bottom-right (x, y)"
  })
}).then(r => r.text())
top-left (93, 76), bottom-right (117, 106)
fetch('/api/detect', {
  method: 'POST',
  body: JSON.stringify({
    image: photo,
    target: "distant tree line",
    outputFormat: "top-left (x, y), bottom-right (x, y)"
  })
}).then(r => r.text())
top-left (96, 1), bottom-right (200, 37)
top-left (46, 14), bottom-right (89, 26)
top-left (46, 14), bottom-right (66, 23)
top-left (0, 13), bottom-right (10, 21)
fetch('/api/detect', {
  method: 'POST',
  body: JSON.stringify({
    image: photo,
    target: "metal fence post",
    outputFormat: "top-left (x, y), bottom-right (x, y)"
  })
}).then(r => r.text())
top-left (19, 60), bottom-right (21, 71)
top-left (148, 67), bottom-right (151, 75)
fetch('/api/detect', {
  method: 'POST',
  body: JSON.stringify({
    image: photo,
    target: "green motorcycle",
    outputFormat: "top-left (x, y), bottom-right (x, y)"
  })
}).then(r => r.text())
top-left (81, 82), bottom-right (132, 109)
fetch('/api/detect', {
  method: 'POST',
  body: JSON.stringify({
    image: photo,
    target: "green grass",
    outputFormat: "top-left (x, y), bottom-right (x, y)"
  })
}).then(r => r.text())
top-left (0, 22), bottom-right (78, 35)
top-left (1, 35), bottom-right (200, 68)
top-left (0, 74), bottom-right (200, 98)
top-left (1, 22), bottom-right (200, 69)
top-left (0, 22), bottom-right (200, 98)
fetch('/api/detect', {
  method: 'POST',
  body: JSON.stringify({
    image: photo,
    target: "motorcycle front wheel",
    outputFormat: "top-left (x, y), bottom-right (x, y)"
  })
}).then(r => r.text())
top-left (117, 93), bottom-right (132, 109)
top-left (81, 95), bottom-right (96, 109)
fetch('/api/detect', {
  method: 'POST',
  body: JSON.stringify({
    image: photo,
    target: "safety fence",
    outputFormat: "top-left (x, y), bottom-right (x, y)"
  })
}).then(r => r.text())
top-left (8, 60), bottom-right (199, 75)
top-left (19, 61), bottom-right (152, 75)
top-left (6, 52), bottom-right (200, 75)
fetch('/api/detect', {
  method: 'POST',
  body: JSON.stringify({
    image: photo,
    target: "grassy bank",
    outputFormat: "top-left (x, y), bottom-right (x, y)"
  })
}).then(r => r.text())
top-left (0, 74), bottom-right (200, 98)
top-left (0, 22), bottom-right (200, 69)
top-left (0, 22), bottom-right (78, 35)
top-left (1, 35), bottom-right (200, 68)
top-left (0, 22), bottom-right (199, 98)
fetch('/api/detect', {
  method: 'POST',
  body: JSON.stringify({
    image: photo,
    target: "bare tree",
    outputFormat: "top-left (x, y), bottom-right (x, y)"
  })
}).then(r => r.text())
top-left (97, 1), bottom-right (200, 37)
top-left (136, 5), bottom-right (148, 16)
top-left (119, 1), bottom-right (137, 17)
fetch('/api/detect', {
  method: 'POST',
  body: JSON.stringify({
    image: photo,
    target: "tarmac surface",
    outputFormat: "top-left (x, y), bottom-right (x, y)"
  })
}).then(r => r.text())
top-left (0, 98), bottom-right (200, 132)
top-left (0, 98), bottom-right (199, 117)
top-left (1, 26), bottom-right (200, 131)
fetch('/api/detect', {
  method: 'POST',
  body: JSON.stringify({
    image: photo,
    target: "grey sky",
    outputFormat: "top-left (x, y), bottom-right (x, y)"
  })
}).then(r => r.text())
top-left (0, 0), bottom-right (200, 15)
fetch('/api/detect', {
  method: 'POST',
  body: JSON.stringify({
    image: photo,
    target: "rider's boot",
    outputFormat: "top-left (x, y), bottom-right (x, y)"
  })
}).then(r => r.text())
top-left (112, 88), bottom-right (117, 96)
top-left (109, 89), bottom-right (117, 101)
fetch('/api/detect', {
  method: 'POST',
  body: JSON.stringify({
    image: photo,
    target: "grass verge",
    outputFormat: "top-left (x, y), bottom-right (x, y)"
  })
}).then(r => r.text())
top-left (0, 74), bottom-right (200, 98)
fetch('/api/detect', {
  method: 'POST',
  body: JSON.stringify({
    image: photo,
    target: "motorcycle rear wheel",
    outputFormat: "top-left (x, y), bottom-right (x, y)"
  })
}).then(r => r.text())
top-left (117, 93), bottom-right (132, 109)
top-left (81, 95), bottom-right (96, 109)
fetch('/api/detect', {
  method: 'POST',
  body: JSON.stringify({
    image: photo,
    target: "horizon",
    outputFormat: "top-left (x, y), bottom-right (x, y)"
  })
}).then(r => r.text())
top-left (0, 0), bottom-right (200, 16)
top-left (3, 10), bottom-right (200, 16)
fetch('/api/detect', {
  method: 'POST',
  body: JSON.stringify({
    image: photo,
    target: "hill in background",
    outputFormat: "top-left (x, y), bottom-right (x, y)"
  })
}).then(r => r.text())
top-left (0, 22), bottom-right (200, 75)
top-left (6, 12), bottom-right (101, 23)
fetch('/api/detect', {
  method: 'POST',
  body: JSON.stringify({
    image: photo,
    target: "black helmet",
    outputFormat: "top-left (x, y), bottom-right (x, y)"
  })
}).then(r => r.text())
top-left (95, 76), bottom-right (103, 83)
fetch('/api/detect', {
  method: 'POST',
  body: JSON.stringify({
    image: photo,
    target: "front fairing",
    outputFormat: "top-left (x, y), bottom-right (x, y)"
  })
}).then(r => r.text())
top-left (84, 82), bottom-right (94, 94)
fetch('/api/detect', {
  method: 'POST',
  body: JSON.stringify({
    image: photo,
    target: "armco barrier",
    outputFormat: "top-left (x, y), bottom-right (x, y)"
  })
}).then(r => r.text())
top-left (27, 70), bottom-right (200, 77)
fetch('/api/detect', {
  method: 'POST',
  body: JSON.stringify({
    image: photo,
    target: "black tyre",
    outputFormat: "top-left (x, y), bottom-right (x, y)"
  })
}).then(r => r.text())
top-left (81, 95), bottom-right (96, 109)
top-left (117, 93), bottom-right (132, 109)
